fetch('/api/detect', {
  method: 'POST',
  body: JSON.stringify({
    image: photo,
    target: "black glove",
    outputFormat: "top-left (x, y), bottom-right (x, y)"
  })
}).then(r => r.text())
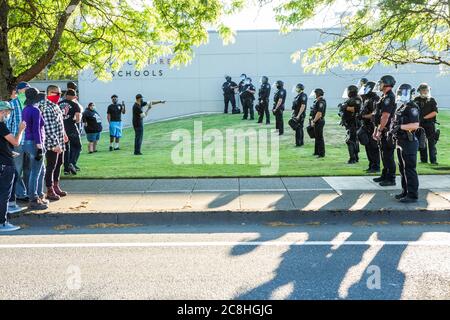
top-left (35, 148), bottom-right (43, 161)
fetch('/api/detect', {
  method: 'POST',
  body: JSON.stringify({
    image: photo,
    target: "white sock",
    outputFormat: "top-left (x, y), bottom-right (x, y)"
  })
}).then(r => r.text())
top-left (115, 143), bottom-right (119, 149)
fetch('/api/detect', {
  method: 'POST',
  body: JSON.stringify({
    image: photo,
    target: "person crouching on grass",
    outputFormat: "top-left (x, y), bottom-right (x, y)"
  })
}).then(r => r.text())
top-left (132, 94), bottom-right (165, 155)
top-left (0, 101), bottom-right (26, 232)
top-left (82, 103), bottom-right (102, 154)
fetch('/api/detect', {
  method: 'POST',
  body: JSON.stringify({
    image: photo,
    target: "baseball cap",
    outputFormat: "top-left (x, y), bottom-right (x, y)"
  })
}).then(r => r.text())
top-left (111, 94), bottom-right (118, 99)
top-left (0, 101), bottom-right (13, 111)
top-left (136, 94), bottom-right (143, 99)
top-left (16, 82), bottom-right (30, 91)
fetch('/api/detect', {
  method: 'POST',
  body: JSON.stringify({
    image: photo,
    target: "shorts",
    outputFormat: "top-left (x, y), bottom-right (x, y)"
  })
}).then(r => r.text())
top-left (109, 121), bottom-right (122, 138)
top-left (86, 132), bottom-right (101, 142)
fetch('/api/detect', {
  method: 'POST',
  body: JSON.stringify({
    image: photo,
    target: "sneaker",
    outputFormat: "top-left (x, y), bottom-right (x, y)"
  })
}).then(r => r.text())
top-left (46, 187), bottom-right (60, 201)
top-left (379, 180), bottom-right (396, 187)
top-left (134, 152), bottom-right (143, 156)
top-left (74, 165), bottom-right (81, 171)
top-left (395, 193), bottom-right (407, 200)
top-left (29, 199), bottom-right (48, 210)
top-left (347, 159), bottom-right (357, 164)
top-left (0, 222), bottom-right (21, 232)
top-left (373, 177), bottom-right (385, 183)
top-left (400, 196), bottom-right (418, 203)
top-left (54, 183), bottom-right (68, 197)
top-left (109, 146), bottom-right (113, 152)
top-left (114, 147), bottom-right (120, 151)
top-left (7, 203), bottom-right (26, 214)
top-left (68, 164), bottom-right (77, 175)
top-left (64, 170), bottom-right (71, 175)
top-left (39, 196), bottom-right (50, 205)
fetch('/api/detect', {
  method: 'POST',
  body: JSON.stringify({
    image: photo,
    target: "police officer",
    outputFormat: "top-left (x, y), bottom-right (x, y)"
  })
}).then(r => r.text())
top-left (359, 78), bottom-right (368, 90)
top-left (310, 88), bottom-right (326, 157)
top-left (414, 83), bottom-right (438, 165)
top-left (238, 73), bottom-right (247, 110)
top-left (389, 84), bottom-right (420, 202)
top-left (291, 83), bottom-right (307, 146)
top-left (272, 80), bottom-right (286, 135)
top-left (359, 81), bottom-right (380, 173)
top-left (222, 75), bottom-right (238, 114)
top-left (339, 85), bottom-right (362, 164)
top-left (257, 76), bottom-right (271, 124)
top-left (240, 77), bottom-right (256, 120)
top-left (373, 75), bottom-right (397, 186)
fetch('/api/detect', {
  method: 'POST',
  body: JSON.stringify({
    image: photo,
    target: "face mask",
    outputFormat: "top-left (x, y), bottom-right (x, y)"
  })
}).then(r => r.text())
top-left (17, 92), bottom-right (26, 106)
top-left (47, 95), bottom-right (60, 104)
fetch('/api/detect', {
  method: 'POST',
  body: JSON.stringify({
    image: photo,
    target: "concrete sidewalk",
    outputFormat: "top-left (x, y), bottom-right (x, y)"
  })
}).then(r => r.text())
top-left (23, 175), bottom-right (450, 214)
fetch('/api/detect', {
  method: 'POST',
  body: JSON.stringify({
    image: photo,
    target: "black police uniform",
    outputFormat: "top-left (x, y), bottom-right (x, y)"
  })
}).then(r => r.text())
top-left (241, 84), bottom-right (256, 120)
top-left (341, 96), bottom-right (362, 162)
top-left (310, 98), bottom-right (326, 157)
top-left (375, 89), bottom-right (397, 183)
top-left (222, 80), bottom-right (237, 113)
top-left (273, 87), bottom-right (286, 135)
top-left (292, 92), bottom-right (308, 146)
top-left (238, 79), bottom-right (246, 110)
top-left (360, 92), bottom-right (380, 170)
top-left (390, 101), bottom-right (420, 199)
top-left (257, 83), bottom-right (271, 124)
top-left (413, 96), bottom-right (438, 164)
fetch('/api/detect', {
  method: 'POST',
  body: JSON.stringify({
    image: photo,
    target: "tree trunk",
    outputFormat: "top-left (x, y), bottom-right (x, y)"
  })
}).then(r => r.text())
top-left (0, 0), bottom-right (15, 100)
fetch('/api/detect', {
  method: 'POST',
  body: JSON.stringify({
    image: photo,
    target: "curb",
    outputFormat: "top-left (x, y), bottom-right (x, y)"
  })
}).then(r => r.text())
top-left (9, 210), bottom-right (450, 227)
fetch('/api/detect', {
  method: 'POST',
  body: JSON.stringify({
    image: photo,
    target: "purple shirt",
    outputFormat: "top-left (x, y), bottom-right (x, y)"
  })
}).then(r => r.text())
top-left (22, 104), bottom-right (45, 146)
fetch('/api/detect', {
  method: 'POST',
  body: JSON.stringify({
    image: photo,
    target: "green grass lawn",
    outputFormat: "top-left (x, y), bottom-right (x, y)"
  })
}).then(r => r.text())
top-left (70, 110), bottom-right (450, 179)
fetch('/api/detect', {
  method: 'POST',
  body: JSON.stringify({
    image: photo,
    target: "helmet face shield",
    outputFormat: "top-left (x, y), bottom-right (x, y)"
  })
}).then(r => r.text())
top-left (418, 87), bottom-right (431, 98)
top-left (309, 90), bottom-right (316, 98)
top-left (292, 85), bottom-right (302, 94)
top-left (374, 81), bottom-right (382, 93)
top-left (396, 88), bottom-right (412, 103)
top-left (342, 88), bottom-right (349, 99)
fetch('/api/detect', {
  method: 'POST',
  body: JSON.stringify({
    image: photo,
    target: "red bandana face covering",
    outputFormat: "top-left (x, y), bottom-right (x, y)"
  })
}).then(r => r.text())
top-left (47, 95), bottom-right (60, 104)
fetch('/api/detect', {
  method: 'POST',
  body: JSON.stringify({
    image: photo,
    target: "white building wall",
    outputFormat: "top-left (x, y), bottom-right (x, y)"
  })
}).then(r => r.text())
top-left (79, 29), bottom-right (450, 126)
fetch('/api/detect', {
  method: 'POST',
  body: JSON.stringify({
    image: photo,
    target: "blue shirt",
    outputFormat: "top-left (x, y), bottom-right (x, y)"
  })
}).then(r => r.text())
top-left (6, 97), bottom-right (24, 145)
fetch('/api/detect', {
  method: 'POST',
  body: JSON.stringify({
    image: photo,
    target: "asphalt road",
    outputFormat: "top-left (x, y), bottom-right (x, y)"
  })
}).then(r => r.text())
top-left (1, 219), bottom-right (449, 300)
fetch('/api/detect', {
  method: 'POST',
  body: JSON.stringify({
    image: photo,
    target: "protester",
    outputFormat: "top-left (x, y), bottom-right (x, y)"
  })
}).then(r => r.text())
top-left (38, 85), bottom-right (68, 201)
top-left (132, 94), bottom-right (165, 155)
top-left (6, 82), bottom-right (30, 203)
top-left (82, 103), bottom-right (102, 153)
top-left (21, 88), bottom-right (48, 210)
top-left (107, 95), bottom-right (126, 151)
top-left (59, 89), bottom-right (82, 175)
top-left (0, 101), bottom-right (26, 232)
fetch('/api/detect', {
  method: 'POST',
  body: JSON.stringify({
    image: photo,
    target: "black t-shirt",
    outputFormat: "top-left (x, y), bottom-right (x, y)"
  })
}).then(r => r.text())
top-left (292, 92), bottom-right (308, 117)
top-left (82, 109), bottom-right (102, 133)
top-left (273, 88), bottom-right (287, 110)
top-left (59, 99), bottom-right (81, 136)
top-left (392, 101), bottom-right (420, 142)
top-left (413, 96), bottom-right (438, 122)
top-left (311, 98), bottom-right (327, 119)
top-left (0, 122), bottom-right (14, 166)
top-left (107, 103), bottom-right (124, 122)
top-left (133, 102), bottom-right (148, 128)
top-left (361, 93), bottom-right (380, 127)
top-left (222, 81), bottom-right (237, 95)
top-left (375, 89), bottom-right (396, 128)
top-left (241, 84), bottom-right (256, 101)
top-left (343, 96), bottom-right (362, 124)
top-left (258, 83), bottom-right (271, 101)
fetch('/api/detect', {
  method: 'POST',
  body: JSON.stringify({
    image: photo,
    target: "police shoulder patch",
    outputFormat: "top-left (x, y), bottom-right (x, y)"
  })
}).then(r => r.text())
top-left (411, 107), bottom-right (419, 117)
top-left (301, 95), bottom-right (306, 102)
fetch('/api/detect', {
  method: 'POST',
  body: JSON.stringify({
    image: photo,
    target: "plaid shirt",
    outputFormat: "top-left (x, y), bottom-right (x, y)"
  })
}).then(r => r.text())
top-left (37, 99), bottom-right (66, 151)
top-left (6, 98), bottom-right (24, 144)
